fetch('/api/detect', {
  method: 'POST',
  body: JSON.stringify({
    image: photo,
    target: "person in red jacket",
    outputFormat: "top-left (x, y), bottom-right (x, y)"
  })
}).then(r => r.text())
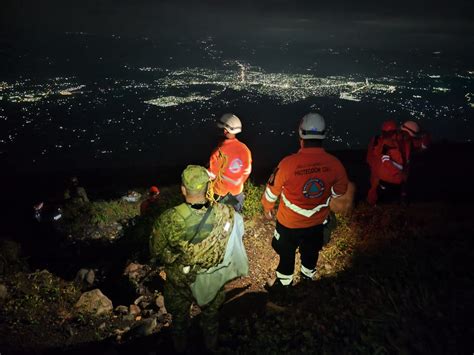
top-left (400, 120), bottom-right (431, 152)
top-left (140, 186), bottom-right (160, 215)
top-left (366, 120), bottom-right (408, 205)
top-left (261, 112), bottom-right (349, 292)
top-left (208, 113), bottom-right (252, 213)
top-left (398, 120), bottom-right (431, 202)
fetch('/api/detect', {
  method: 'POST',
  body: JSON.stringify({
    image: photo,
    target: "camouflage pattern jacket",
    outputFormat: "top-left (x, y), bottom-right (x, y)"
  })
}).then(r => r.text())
top-left (150, 202), bottom-right (234, 287)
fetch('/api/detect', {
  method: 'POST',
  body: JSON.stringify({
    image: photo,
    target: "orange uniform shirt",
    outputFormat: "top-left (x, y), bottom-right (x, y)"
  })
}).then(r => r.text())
top-left (208, 138), bottom-right (252, 196)
top-left (262, 147), bottom-right (348, 229)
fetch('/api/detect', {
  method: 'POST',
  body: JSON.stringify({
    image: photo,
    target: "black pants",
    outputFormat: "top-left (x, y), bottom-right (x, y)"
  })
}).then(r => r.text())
top-left (272, 221), bottom-right (324, 277)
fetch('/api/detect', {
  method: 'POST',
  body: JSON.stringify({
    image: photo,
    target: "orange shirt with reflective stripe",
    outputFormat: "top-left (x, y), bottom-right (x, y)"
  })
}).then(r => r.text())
top-left (209, 138), bottom-right (252, 196)
top-left (262, 147), bottom-right (348, 229)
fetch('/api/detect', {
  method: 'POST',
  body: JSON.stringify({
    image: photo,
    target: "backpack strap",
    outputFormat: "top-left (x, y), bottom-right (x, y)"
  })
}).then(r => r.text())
top-left (189, 205), bottom-right (214, 244)
top-left (174, 203), bottom-right (214, 244)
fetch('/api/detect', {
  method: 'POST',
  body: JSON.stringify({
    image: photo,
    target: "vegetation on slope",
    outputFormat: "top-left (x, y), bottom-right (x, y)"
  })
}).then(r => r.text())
top-left (0, 181), bottom-right (473, 354)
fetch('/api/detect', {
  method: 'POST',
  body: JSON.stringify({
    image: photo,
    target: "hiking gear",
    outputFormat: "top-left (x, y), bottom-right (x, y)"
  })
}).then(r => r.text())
top-left (299, 113), bottom-right (326, 139)
top-left (217, 113), bottom-right (242, 134)
top-left (190, 211), bottom-right (248, 306)
top-left (182, 165), bottom-right (209, 193)
top-left (401, 120), bottom-right (420, 137)
top-left (300, 264), bottom-right (316, 279)
top-left (299, 272), bottom-right (314, 282)
top-left (208, 138), bottom-right (252, 196)
top-left (262, 147), bottom-right (348, 228)
top-left (265, 278), bottom-right (291, 304)
top-left (189, 204), bottom-right (214, 244)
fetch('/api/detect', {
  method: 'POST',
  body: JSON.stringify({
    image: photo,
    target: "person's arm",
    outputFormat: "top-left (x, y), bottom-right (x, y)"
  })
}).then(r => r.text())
top-left (330, 181), bottom-right (355, 215)
top-left (241, 145), bottom-right (252, 184)
top-left (261, 161), bottom-right (286, 219)
top-left (208, 147), bottom-right (221, 180)
top-left (150, 209), bottom-right (186, 265)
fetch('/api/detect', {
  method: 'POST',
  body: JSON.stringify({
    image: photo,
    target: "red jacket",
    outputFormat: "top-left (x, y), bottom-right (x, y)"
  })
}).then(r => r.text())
top-left (368, 132), bottom-right (411, 185)
top-left (208, 138), bottom-right (252, 196)
top-left (262, 147), bottom-right (348, 229)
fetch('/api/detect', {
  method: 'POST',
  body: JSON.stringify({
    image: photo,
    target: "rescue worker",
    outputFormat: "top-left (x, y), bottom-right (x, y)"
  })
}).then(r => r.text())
top-left (371, 119), bottom-right (412, 204)
top-left (150, 165), bottom-right (247, 352)
top-left (64, 176), bottom-right (89, 204)
top-left (366, 120), bottom-right (403, 205)
top-left (261, 112), bottom-right (350, 292)
top-left (208, 113), bottom-right (252, 213)
top-left (398, 120), bottom-right (431, 202)
top-left (400, 120), bottom-right (431, 152)
top-left (140, 186), bottom-right (160, 215)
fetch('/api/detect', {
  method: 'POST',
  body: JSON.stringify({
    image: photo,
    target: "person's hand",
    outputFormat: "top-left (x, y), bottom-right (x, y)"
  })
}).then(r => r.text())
top-left (264, 209), bottom-right (274, 220)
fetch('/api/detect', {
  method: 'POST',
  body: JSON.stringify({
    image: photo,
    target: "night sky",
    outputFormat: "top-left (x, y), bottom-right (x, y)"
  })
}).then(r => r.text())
top-left (2, 0), bottom-right (473, 48)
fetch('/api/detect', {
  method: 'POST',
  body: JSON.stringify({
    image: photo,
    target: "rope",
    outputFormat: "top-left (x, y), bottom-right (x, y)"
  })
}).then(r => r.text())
top-left (206, 148), bottom-right (228, 205)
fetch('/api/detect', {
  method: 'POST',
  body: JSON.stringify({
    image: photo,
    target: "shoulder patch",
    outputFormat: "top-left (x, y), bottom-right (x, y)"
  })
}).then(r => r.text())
top-left (268, 167), bottom-right (279, 186)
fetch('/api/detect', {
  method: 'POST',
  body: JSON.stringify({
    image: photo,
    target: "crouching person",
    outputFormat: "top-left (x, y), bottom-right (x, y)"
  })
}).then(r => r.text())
top-left (149, 165), bottom-right (248, 352)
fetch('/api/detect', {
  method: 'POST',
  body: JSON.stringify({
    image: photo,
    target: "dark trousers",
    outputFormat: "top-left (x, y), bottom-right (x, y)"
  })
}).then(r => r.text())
top-left (272, 221), bottom-right (324, 276)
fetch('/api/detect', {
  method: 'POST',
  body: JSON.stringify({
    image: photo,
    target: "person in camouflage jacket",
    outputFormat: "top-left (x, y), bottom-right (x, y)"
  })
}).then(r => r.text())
top-left (150, 165), bottom-right (235, 352)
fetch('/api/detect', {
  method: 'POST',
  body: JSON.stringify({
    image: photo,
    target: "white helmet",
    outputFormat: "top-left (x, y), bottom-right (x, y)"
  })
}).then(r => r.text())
top-left (401, 120), bottom-right (420, 137)
top-left (299, 113), bottom-right (326, 139)
top-left (217, 113), bottom-right (242, 134)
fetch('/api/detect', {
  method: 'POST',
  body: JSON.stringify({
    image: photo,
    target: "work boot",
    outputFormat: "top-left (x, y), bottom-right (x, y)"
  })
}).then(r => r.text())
top-left (265, 279), bottom-right (290, 303)
top-left (299, 273), bottom-right (314, 282)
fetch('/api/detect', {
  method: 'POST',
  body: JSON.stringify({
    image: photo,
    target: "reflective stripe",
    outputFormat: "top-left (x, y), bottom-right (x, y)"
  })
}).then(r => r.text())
top-left (207, 170), bottom-right (216, 179)
top-left (243, 166), bottom-right (252, 175)
top-left (381, 155), bottom-right (403, 171)
top-left (276, 271), bottom-right (293, 286)
top-left (331, 186), bottom-right (342, 198)
top-left (381, 155), bottom-right (391, 162)
top-left (391, 161), bottom-right (403, 171)
top-left (264, 187), bottom-right (278, 203)
top-left (273, 229), bottom-right (281, 240)
top-left (301, 264), bottom-right (316, 278)
top-left (222, 174), bottom-right (242, 186)
top-left (281, 191), bottom-right (331, 218)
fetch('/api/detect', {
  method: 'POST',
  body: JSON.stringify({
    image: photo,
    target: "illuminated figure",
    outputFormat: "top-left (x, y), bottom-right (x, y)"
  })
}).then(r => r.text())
top-left (208, 113), bottom-right (252, 213)
top-left (150, 165), bottom-right (248, 352)
top-left (262, 113), bottom-right (350, 294)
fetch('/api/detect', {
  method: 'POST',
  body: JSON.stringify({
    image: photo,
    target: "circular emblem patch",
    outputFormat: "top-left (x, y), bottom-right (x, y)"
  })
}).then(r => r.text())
top-left (302, 178), bottom-right (325, 198)
top-left (228, 158), bottom-right (243, 173)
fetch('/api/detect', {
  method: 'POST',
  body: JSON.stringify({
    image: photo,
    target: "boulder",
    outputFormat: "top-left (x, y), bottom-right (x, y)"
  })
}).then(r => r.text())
top-left (129, 304), bottom-right (141, 316)
top-left (75, 268), bottom-right (95, 287)
top-left (115, 305), bottom-right (128, 315)
top-left (155, 294), bottom-right (167, 315)
top-left (75, 289), bottom-right (113, 315)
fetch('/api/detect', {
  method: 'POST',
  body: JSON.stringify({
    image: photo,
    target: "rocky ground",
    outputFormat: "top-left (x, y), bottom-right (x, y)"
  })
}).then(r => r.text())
top-left (0, 194), bottom-right (473, 354)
